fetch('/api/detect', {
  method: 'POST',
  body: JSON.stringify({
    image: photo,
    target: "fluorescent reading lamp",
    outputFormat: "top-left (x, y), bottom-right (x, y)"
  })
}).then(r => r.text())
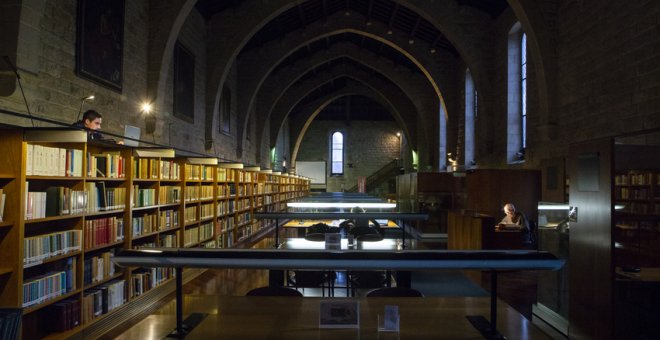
top-left (287, 202), bottom-right (397, 209)
top-left (538, 203), bottom-right (626, 210)
top-left (537, 204), bottom-right (570, 210)
top-left (285, 238), bottom-right (397, 250)
top-left (139, 249), bottom-right (163, 253)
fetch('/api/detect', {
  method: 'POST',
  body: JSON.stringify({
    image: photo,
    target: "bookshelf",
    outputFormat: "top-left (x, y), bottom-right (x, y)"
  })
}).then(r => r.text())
top-left (613, 170), bottom-right (660, 268)
top-left (0, 127), bottom-right (309, 338)
top-left (128, 149), bottom-right (179, 301)
top-left (19, 129), bottom-right (88, 339)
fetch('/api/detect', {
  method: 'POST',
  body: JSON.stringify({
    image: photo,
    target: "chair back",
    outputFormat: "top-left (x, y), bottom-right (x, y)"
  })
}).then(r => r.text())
top-left (246, 286), bottom-right (303, 297)
top-left (523, 220), bottom-right (538, 249)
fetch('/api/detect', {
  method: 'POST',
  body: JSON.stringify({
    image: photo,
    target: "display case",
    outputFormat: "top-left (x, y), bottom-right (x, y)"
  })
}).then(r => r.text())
top-left (533, 202), bottom-right (570, 336)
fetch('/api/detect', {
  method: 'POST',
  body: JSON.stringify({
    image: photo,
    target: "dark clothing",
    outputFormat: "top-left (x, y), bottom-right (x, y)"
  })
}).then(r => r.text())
top-left (72, 121), bottom-right (104, 140)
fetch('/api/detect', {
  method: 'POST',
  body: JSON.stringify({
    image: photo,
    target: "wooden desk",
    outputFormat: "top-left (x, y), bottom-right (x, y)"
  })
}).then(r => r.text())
top-left (448, 211), bottom-right (527, 250)
top-left (114, 248), bottom-right (563, 339)
top-left (140, 296), bottom-right (551, 339)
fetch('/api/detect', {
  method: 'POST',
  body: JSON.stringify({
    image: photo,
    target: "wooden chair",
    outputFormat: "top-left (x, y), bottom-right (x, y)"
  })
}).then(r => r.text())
top-left (246, 286), bottom-right (303, 297)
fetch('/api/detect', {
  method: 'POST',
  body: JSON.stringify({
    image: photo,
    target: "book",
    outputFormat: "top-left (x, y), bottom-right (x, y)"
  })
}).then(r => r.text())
top-left (0, 190), bottom-right (5, 222)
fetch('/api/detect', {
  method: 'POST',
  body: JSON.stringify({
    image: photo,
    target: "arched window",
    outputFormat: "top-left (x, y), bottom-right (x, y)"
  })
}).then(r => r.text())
top-left (521, 33), bottom-right (527, 150)
top-left (465, 69), bottom-right (476, 168)
top-left (439, 102), bottom-right (447, 171)
top-left (507, 22), bottom-right (526, 163)
top-left (330, 131), bottom-right (344, 175)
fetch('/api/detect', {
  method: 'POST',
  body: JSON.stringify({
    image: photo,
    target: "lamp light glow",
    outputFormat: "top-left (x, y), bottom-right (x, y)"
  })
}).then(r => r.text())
top-left (141, 102), bottom-right (152, 113)
top-left (287, 202), bottom-right (396, 209)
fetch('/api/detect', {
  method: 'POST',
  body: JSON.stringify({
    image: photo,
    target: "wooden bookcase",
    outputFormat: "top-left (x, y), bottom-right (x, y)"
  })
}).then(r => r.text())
top-left (613, 170), bottom-right (660, 268)
top-left (0, 127), bottom-right (310, 339)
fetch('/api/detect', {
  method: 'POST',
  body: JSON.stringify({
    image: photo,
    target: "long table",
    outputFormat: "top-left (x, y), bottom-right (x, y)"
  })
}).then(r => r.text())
top-left (113, 248), bottom-right (564, 339)
top-left (254, 212), bottom-right (428, 248)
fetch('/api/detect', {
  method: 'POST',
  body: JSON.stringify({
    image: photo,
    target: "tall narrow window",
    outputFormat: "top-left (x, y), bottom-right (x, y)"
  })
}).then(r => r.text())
top-left (507, 22), bottom-right (526, 163)
top-left (521, 33), bottom-right (527, 150)
top-left (331, 131), bottom-right (344, 175)
top-left (465, 69), bottom-right (476, 168)
top-left (219, 88), bottom-right (231, 134)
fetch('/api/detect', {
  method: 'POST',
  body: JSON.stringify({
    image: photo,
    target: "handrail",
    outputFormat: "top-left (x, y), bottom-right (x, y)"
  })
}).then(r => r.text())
top-left (0, 108), bottom-right (236, 161)
top-left (114, 247), bottom-right (564, 271)
top-left (347, 158), bottom-right (400, 192)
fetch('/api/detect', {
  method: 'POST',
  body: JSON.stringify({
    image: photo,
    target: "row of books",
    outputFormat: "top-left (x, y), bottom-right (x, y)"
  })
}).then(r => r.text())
top-left (184, 164), bottom-right (214, 181)
top-left (159, 232), bottom-right (178, 247)
top-left (615, 172), bottom-right (656, 185)
top-left (133, 158), bottom-right (159, 179)
top-left (160, 186), bottom-right (181, 204)
top-left (131, 268), bottom-right (174, 297)
top-left (83, 250), bottom-right (116, 285)
top-left (85, 182), bottom-right (127, 212)
top-left (201, 203), bottom-right (214, 219)
top-left (84, 216), bottom-right (124, 249)
top-left (219, 216), bottom-right (235, 232)
top-left (184, 185), bottom-right (214, 201)
top-left (25, 186), bottom-right (87, 220)
top-left (87, 152), bottom-right (125, 178)
top-left (160, 209), bottom-right (179, 229)
top-left (26, 144), bottom-right (83, 177)
top-left (0, 189), bottom-right (5, 222)
top-left (236, 198), bottom-right (251, 212)
top-left (23, 258), bottom-right (76, 307)
top-left (46, 298), bottom-right (80, 333)
top-left (133, 159), bottom-right (181, 180)
top-left (132, 213), bottom-right (159, 236)
top-left (183, 222), bottom-right (214, 247)
top-left (0, 308), bottom-right (21, 340)
top-left (161, 160), bottom-right (180, 180)
top-left (82, 280), bottom-right (126, 323)
top-left (133, 187), bottom-right (156, 207)
top-left (23, 230), bottom-right (82, 266)
top-left (184, 206), bottom-right (198, 223)
top-left (216, 168), bottom-right (236, 182)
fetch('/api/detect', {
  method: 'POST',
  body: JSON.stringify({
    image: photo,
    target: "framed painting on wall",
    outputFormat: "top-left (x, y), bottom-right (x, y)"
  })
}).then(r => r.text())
top-left (76, 0), bottom-right (125, 91)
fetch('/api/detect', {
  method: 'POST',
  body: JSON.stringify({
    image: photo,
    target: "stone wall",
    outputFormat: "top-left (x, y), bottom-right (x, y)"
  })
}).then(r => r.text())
top-left (296, 120), bottom-right (400, 192)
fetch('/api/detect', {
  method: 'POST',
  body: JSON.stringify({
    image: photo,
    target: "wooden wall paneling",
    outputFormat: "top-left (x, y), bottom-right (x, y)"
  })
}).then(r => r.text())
top-left (567, 138), bottom-right (614, 340)
top-left (541, 157), bottom-right (566, 203)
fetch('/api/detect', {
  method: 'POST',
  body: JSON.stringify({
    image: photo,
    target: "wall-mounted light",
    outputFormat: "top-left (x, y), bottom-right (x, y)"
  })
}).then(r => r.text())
top-left (76, 94), bottom-right (95, 121)
top-left (396, 132), bottom-right (401, 137)
top-left (142, 102), bottom-right (156, 134)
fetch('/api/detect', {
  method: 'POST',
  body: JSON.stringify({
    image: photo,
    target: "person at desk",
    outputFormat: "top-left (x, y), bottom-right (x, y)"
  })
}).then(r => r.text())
top-left (73, 109), bottom-right (123, 144)
top-left (497, 203), bottom-right (529, 232)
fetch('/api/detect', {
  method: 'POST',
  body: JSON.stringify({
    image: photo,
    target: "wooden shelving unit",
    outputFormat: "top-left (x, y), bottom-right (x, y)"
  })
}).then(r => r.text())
top-left (0, 126), bottom-right (309, 339)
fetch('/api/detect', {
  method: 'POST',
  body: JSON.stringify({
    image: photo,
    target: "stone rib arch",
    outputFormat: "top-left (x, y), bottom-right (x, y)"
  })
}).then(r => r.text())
top-left (255, 42), bottom-right (436, 160)
top-left (235, 11), bottom-right (458, 158)
top-left (145, 1), bottom-right (496, 159)
top-left (288, 82), bottom-right (410, 169)
top-left (269, 66), bottom-right (418, 157)
top-left (146, 1), bottom-right (198, 108)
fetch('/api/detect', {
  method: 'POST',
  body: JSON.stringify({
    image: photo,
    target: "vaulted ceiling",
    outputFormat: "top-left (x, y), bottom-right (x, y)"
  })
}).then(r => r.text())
top-left (189, 0), bottom-right (510, 164)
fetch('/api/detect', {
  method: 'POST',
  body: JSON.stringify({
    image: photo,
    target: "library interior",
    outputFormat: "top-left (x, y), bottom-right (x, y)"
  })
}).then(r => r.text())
top-left (0, 1), bottom-right (659, 339)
